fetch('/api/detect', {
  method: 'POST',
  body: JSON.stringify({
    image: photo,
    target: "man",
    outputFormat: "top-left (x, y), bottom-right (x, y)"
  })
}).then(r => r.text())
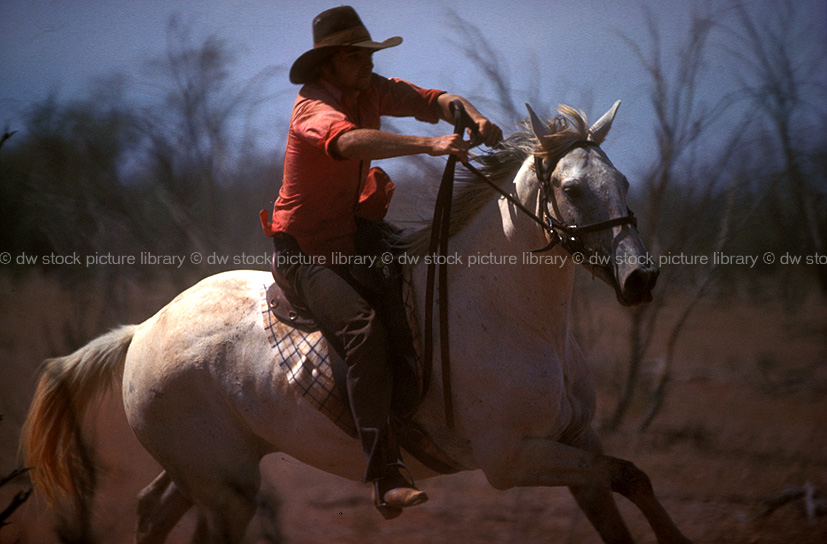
top-left (262, 6), bottom-right (502, 518)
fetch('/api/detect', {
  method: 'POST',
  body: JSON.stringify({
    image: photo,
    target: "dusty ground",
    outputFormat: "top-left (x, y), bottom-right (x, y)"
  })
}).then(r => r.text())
top-left (1, 273), bottom-right (825, 543)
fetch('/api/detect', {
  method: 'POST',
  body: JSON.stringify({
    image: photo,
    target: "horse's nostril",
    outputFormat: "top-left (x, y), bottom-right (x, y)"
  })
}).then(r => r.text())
top-left (624, 269), bottom-right (645, 295)
top-left (624, 267), bottom-right (658, 297)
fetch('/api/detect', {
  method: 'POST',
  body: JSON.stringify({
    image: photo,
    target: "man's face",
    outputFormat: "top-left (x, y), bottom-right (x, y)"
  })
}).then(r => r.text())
top-left (322, 47), bottom-right (374, 92)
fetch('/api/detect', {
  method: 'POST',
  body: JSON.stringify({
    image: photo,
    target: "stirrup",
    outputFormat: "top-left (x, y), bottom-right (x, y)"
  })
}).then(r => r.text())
top-left (387, 461), bottom-right (417, 488)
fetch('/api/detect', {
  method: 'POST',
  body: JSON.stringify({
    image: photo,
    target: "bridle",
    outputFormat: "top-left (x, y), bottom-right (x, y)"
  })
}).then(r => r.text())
top-left (459, 139), bottom-right (638, 258)
top-left (425, 102), bottom-right (638, 429)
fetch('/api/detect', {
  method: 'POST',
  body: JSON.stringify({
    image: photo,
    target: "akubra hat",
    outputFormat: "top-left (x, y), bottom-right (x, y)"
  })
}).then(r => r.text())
top-left (289, 6), bottom-right (402, 84)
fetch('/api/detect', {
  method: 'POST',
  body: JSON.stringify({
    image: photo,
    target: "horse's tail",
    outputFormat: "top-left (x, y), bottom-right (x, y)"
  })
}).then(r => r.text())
top-left (20, 324), bottom-right (137, 512)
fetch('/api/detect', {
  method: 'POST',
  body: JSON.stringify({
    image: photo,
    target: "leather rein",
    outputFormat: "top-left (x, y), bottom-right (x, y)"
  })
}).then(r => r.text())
top-left (424, 102), bottom-right (637, 428)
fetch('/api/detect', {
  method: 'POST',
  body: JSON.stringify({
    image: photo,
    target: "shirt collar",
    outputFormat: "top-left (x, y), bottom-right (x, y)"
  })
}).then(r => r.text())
top-left (315, 76), bottom-right (368, 120)
top-left (317, 77), bottom-right (346, 102)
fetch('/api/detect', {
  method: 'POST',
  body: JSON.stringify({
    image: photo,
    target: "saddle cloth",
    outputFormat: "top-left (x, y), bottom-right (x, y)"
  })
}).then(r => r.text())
top-left (259, 274), bottom-right (466, 475)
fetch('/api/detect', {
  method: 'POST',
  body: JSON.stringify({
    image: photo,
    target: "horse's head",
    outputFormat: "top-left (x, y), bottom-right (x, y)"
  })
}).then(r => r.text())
top-left (524, 102), bottom-right (658, 306)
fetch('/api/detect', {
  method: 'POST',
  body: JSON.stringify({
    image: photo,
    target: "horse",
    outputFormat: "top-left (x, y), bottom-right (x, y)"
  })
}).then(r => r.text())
top-left (21, 102), bottom-right (691, 544)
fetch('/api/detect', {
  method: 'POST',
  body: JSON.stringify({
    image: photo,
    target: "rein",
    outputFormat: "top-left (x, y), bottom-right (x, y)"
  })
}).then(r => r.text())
top-left (424, 100), bottom-right (470, 430)
top-left (425, 107), bottom-right (637, 429)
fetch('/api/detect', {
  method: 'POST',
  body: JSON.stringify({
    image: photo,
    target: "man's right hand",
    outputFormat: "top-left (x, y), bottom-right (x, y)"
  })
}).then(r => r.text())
top-left (428, 133), bottom-right (471, 163)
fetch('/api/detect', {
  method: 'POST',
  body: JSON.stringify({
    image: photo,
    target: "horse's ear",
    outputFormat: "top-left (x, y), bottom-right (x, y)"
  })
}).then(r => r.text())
top-left (589, 100), bottom-right (621, 144)
top-left (525, 103), bottom-right (550, 141)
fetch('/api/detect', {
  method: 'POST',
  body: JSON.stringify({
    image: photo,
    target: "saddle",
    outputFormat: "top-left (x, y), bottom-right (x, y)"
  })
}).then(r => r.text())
top-left (262, 278), bottom-right (465, 475)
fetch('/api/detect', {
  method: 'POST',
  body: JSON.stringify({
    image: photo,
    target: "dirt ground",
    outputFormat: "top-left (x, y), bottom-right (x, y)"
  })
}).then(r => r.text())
top-left (1, 274), bottom-right (825, 543)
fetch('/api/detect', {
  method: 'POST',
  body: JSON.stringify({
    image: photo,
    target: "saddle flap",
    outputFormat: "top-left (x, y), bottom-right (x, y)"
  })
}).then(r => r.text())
top-left (265, 282), bottom-right (319, 333)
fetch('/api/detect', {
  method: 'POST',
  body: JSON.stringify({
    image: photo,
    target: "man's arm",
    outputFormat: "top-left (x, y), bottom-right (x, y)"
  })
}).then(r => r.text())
top-left (334, 129), bottom-right (470, 162)
top-left (332, 93), bottom-right (502, 162)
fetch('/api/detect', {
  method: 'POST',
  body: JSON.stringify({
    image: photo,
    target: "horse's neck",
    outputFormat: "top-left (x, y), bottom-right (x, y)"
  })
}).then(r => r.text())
top-left (440, 177), bottom-right (576, 344)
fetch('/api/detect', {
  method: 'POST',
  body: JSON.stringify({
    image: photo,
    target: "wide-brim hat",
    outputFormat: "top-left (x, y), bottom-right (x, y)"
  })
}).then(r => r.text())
top-left (289, 6), bottom-right (402, 84)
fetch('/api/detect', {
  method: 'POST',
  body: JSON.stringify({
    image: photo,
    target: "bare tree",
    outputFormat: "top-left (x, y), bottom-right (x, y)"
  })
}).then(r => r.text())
top-left (610, 0), bottom-right (827, 429)
top-left (445, 8), bottom-right (522, 123)
top-left (607, 5), bottom-right (739, 430)
top-left (135, 15), bottom-right (279, 256)
top-left (727, 0), bottom-right (827, 296)
top-left (0, 416), bottom-right (32, 534)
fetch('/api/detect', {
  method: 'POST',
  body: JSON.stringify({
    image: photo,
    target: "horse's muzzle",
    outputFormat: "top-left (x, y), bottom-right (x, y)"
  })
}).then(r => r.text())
top-left (618, 263), bottom-right (659, 306)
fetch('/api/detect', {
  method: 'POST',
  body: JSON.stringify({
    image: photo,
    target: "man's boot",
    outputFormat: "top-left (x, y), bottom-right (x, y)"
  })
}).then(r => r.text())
top-left (373, 464), bottom-right (428, 519)
top-left (361, 424), bottom-right (428, 519)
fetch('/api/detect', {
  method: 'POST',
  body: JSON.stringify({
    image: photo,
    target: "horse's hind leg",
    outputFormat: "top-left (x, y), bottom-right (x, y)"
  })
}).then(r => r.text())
top-left (185, 461), bottom-right (261, 544)
top-left (130, 404), bottom-right (263, 542)
top-left (567, 428), bottom-right (634, 544)
top-left (135, 471), bottom-right (193, 544)
top-left (157, 416), bottom-right (263, 543)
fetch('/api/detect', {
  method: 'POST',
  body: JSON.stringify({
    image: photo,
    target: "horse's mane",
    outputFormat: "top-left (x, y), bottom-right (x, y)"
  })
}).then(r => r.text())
top-left (534, 104), bottom-right (591, 160)
top-left (394, 105), bottom-right (591, 256)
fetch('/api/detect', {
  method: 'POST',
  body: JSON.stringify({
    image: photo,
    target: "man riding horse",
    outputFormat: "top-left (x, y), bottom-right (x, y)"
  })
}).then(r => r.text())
top-left (261, 6), bottom-right (502, 518)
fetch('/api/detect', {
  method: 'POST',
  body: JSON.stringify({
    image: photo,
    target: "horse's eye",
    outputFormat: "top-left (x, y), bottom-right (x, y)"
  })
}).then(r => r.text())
top-left (561, 178), bottom-right (581, 197)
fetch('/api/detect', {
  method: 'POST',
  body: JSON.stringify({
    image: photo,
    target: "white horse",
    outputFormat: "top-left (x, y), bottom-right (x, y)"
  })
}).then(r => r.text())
top-left (21, 102), bottom-right (690, 543)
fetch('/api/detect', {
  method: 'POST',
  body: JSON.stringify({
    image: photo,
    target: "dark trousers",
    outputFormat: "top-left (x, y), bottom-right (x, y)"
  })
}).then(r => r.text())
top-left (271, 233), bottom-right (397, 482)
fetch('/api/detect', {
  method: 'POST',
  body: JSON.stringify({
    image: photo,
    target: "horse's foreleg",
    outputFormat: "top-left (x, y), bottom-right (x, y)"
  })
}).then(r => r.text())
top-left (566, 428), bottom-right (634, 544)
top-left (135, 471), bottom-right (193, 544)
top-left (608, 460), bottom-right (691, 544)
top-left (191, 511), bottom-right (209, 544)
top-left (478, 434), bottom-right (691, 544)
top-left (569, 485), bottom-right (634, 544)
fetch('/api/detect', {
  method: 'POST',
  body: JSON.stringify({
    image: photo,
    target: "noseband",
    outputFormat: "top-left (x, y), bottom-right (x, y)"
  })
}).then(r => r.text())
top-left (532, 140), bottom-right (637, 255)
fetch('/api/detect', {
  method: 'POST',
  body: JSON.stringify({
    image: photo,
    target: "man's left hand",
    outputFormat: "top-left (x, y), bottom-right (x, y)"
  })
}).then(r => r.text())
top-left (471, 118), bottom-right (503, 148)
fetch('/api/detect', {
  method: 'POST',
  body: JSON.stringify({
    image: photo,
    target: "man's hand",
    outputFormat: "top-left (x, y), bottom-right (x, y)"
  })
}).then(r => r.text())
top-left (428, 133), bottom-right (471, 162)
top-left (471, 117), bottom-right (503, 148)
top-left (437, 93), bottom-right (504, 150)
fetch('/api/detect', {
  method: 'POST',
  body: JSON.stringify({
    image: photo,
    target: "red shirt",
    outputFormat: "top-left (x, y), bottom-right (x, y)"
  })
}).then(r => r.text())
top-left (262, 74), bottom-right (444, 257)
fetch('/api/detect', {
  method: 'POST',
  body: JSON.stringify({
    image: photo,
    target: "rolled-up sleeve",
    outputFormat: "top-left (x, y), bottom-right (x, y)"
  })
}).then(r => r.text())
top-left (376, 76), bottom-right (445, 123)
top-left (292, 101), bottom-right (358, 160)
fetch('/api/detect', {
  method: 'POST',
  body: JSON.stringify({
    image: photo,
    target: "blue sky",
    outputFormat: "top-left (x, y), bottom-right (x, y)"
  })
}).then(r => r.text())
top-left (1, 0), bottom-right (825, 179)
